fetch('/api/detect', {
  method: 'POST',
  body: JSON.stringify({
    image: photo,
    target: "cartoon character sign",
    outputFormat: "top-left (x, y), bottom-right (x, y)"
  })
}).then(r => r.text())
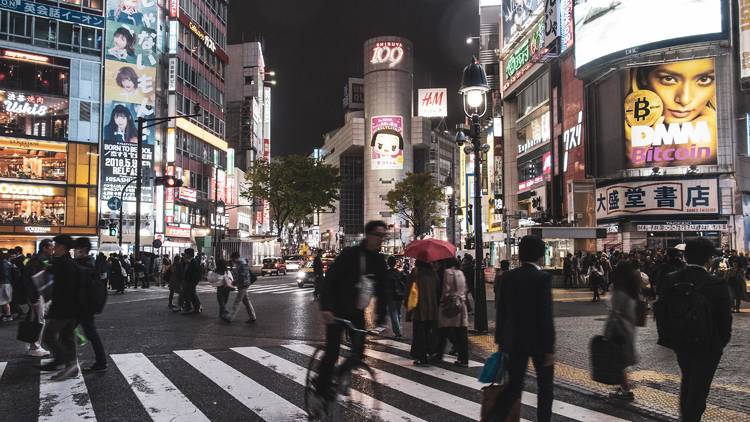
top-left (371, 116), bottom-right (404, 170)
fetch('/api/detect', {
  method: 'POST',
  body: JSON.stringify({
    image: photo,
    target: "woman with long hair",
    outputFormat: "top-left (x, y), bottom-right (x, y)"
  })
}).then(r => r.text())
top-left (435, 257), bottom-right (469, 367)
top-left (103, 104), bottom-right (138, 143)
top-left (605, 261), bottom-right (641, 401)
top-left (407, 260), bottom-right (439, 366)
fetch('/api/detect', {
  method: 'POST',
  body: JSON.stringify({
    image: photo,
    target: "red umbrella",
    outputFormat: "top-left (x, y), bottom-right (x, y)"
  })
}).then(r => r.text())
top-left (404, 238), bottom-right (457, 263)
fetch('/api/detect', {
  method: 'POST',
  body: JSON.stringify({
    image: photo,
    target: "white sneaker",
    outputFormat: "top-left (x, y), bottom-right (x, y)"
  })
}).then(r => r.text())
top-left (28, 347), bottom-right (50, 357)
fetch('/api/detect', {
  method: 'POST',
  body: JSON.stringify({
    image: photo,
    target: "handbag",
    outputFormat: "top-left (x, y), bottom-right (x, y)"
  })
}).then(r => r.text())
top-left (636, 299), bottom-right (648, 327)
top-left (406, 275), bottom-right (419, 312)
top-left (17, 310), bottom-right (43, 344)
top-left (479, 361), bottom-right (520, 422)
top-left (589, 334), bottom-right (626, 385)
top-left (478, 352), bottom-right (505, 383)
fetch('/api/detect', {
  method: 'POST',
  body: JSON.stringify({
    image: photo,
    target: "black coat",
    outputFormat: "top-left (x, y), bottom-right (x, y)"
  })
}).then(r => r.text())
top-left (320, 243), bottom-right (387, 323)
top-left (659, 265), bottom-right (732, 353)
top-left (495, 263), bottom-right (555, 355)
top-left (47, 255), bottom-right (81, 319)
top-left (185, 258), bottom-right (202, 284)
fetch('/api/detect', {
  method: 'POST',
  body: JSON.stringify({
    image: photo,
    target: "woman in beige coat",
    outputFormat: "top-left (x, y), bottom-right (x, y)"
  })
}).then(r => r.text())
top-left (435, 258), bottom-right (469, 366)
top-left (407, 260), bottom-right (440, 366)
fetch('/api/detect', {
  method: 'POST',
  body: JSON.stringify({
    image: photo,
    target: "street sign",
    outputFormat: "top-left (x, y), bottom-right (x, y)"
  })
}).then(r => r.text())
top-left (107, 196), bottom-right (122, 211)
top-left (152, 239), bottom-right (162, 249)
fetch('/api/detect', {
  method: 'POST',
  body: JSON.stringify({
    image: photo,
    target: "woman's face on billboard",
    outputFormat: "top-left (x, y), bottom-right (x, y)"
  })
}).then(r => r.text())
top-left (646, 58), bottom-right (715, 124)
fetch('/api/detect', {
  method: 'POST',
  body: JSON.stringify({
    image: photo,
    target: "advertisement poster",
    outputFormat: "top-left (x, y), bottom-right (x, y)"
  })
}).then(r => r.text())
top-left (595, 179), bottom-right (719, 220)
top-left (370, 116), bottom-right (404, 170)
top-left (574, 0), bottom-right (722, 69)
top-left (503, 0), bottom-right (541, 46)
top-left (101, 0), bottom-right (159, 202)
top-left (624, 58), bottom-right (717, 169)
top-left (740, 0), bottom-right (750, 80)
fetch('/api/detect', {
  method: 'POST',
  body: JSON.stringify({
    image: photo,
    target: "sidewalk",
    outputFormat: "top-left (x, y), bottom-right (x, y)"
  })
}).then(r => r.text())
top-left (470, 284), bottom-right (750, 422)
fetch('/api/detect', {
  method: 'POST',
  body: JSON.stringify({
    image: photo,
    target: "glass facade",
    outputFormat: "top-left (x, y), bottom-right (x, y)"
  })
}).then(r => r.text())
top-left (0, 10), bottom-right (103, 56)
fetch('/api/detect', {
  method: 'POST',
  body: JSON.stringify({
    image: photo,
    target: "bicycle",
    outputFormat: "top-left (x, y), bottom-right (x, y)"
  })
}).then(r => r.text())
top-left (304, 318), bottom-right (384, 421)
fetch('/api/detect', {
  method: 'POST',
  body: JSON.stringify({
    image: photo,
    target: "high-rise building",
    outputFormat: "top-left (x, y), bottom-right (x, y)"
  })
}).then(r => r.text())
top-left (0, 1), bottom-right (104, 252)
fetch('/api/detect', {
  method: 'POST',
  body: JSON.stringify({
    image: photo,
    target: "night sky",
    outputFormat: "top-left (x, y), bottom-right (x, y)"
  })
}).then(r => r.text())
top-left (227, 0), bottom-right (480, 156)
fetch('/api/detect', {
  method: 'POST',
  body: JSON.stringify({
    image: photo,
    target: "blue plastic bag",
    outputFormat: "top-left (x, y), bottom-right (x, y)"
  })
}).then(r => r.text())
top-left (478, 352), bottom-right (505, 383)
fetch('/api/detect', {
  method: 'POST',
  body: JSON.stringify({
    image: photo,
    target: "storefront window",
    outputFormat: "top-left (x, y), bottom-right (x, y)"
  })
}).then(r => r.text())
top-left (0, 56), bottom-right (70, 97)
top-left (0, 137), bottom-right (66, 182)
top-left (0, 90), bottom-right (69, 140)
top-left (0, 183), bottom-right (65, 226)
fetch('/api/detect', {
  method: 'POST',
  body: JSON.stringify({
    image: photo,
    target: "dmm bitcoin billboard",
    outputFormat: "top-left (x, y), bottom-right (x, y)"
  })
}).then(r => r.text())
top-left (624, 58), bottom-right (717, 169)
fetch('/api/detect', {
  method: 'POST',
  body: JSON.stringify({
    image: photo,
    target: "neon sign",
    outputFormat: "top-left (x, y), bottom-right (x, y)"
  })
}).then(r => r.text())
top-left (370, 41), bottom-right (404, 68)
top-left (1, 92), bottom-right (48, 116)
top-left (168, 0), bottom-right (179, 18)
top-left (2, 50), bottom-right (49, 63)
top-left (188, 20), bottom-right (216, 52)
top-left (0, 183), bottom-right (56, 199)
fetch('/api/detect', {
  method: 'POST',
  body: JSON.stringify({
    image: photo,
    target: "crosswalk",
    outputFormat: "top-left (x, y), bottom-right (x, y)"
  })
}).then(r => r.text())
top-left (0, 341), bottom-right (631, 422)
top-left (195, 282), bottom-right (313, 296)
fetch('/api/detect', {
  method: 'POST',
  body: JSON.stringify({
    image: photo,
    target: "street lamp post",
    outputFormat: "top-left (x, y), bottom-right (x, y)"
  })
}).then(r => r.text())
top-left (456, 57), bottom-right (490, 333)
top-left (134, 109), bottom-right (201, 261)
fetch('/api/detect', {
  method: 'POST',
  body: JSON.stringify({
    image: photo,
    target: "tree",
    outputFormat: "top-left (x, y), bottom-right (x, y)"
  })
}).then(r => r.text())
top-left (242, 155), bottom-right (340, 241)
top-left (386, 172), bottom-right (445, 238)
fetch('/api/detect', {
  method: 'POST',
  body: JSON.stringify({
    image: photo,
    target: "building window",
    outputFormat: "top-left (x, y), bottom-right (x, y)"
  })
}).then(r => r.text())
top-left (79, 101), bottom-right (91, 122)
top-left (517, 73), bottom-right (549, 118)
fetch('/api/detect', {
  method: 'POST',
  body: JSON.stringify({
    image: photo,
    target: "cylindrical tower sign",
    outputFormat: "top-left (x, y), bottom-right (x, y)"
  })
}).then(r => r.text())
top-left (363, 36), bottom-right (414, 225)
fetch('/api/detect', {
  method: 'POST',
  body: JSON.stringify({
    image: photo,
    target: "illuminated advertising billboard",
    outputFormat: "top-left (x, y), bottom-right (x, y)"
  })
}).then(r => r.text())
top-left (624, 58), bottom-right (717, 169)
top-left (574, 0), bottom-right (724, 70)
top-left (101, 0), bottom-right (160, 202)
top-left (503, 0), bottom-right (542, 47)
top-left (370, 116), bottom-right (404, 170)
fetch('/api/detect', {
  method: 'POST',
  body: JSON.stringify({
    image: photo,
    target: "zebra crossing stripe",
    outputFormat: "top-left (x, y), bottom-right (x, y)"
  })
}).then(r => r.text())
top-left (0, 362), bottom-right (5, 380)
top-left (282, 343), bottom-right (488, 420)
top-left (356, 345), bottom-right (628, 422)
top-left (174, 349), bottom-right (308, 421)
top-left (231, 346), bottom-right (428, 422)
top-left (371, 339), bottom-right (482, 368)
top-left (248, 285), bottom-right (293, 293)
top-left (110, 353), bottom-right (210, 422)
top-left (38, 363), bottom-right (96, 422)
top-left (270, 287), bottom-right (305, 294)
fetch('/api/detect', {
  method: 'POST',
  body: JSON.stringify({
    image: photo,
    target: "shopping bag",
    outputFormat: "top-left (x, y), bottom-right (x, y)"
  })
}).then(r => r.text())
top-left (589, 335), bottom-right (625, 385)
top-left (16, 312), bottom-right (43, 344)
top-left (478, 352), bottom-right (505, 383)
top-left (406, 280), bottom-right (419, 312)
top-left (480, 384), bottom-right (521, 422)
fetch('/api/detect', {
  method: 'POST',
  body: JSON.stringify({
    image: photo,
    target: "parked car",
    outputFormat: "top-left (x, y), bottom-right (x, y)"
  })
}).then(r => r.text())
top-left (261, 258), bottom-right (287, 276)
top-left (284, 255), bottom-right (306, 272)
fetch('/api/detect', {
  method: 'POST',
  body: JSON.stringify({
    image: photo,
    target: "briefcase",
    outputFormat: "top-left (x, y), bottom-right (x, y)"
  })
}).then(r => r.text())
top-left (589, 335), bottom-right (625, 385)
top-left (17, 312), bottom-right (43, 344)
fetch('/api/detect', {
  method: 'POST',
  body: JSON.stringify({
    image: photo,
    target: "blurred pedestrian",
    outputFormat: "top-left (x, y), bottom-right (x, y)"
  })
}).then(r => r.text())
top-left (493, 235), bottom-right (554, 422)
top-left (169, 254), bottom-right (185, 311)
top-left (9, 246), bottom-right (28, 319)
top-left (605, 261), bottom-right (642, 401)
top-left (312, 250), bottom-right (324, 301)
top-left (407, 260), bottom-right (439, 366)
top-left (725, 260), bottom-right (745, 313)
top-left (209, 257), bottom-right (233, 320)
top-left (109, 254), bottom-right (125, 294)
top-left (589, 260), bottom-right (605, 302)
top-left (0, 251), bottom-right (13, 321)
top-left (225, 252), bottom-right (256, 323)
top-left (182, 248), bottom-right (202, 314)
top-left (73, 238), bottom-right (107, 373)
top-left (460, 254), bottom-right (475, 314)
top-left (563, 253), bottom-right (574, 288)
top-left (435, 257), bottom-right (469, 367)
top-left (22, 239), bottom-right (53, 357)
top-left (384, 256), bottom-right (406, 338)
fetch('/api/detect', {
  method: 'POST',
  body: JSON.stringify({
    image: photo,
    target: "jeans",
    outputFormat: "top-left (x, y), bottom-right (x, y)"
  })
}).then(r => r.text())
top-left (436, 326), bottom-right (468, 363)
top-left (316, 313), bottom-right (365, 392)
top-left (78, 315), bottom-right (106, 365)
top-left (388, 299), bottom-right (402, 336)
top-left (43, 318), bottom-right (78, 365)
top-left (492, 352), bottom-right (554, 422)
top-left (676, 350), bottom-right (722, 422)
top-left (228, 287), bottom-right (256, 321)
top-left (216, 285), bottom-right (232, 317)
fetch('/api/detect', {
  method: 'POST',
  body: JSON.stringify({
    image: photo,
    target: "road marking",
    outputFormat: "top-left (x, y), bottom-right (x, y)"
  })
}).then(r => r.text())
top-left (283, 343), bottom-right (492, 420)
top-left (0, 362), bottom-right (5, 380)
top-left (355, 345), bottom-right (628, 422)
top-left (270, 287), bottom-right (305, 294)
top-left (38, 363), bottom-right (96, 422)
top-left (175, 349), bottom-right (307, 421)
top-left (247, 285), bottom-right (295, 293)
top-left (110, 353), bottom-right (209, 422)
top-left (371, 339), bottom-right (482, 367)
top-left (231, 347), bottom-right (428, 422)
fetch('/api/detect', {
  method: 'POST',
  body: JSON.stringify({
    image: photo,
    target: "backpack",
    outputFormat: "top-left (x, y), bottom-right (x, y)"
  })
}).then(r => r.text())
top-left (78, 260), bottom-right (107, 314)
top-left (653, 280), bottom-right (713, 351)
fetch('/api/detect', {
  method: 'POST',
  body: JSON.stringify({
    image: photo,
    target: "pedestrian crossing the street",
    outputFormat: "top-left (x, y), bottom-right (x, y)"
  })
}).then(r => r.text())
top-left (0, 341), bottom-right (632, 422)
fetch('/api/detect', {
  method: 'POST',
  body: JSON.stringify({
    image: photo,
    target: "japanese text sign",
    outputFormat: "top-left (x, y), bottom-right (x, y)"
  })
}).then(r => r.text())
top-left (0, 0), bottom-right (104, 28)
top-left (595, 179), bottom-right (719, 220)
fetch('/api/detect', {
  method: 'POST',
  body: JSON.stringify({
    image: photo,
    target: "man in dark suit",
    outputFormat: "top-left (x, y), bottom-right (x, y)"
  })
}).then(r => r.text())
top-left (657, 238), bottom-right (732, 422)
top-left (494, 235), bottom-right (554, 421)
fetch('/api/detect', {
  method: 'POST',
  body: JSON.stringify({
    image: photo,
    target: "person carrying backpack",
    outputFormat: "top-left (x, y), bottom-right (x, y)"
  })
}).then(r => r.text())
top-left (384, 256), bottom-right (406, 338)
top-left (654, 238), bottom-right (732, 422)
top-left (74, 238), bottom-right (108, 372)
top-left (225, 252), bottom-right (257, 323)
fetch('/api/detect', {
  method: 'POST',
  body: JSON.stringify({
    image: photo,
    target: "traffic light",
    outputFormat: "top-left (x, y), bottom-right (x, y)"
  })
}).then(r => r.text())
top-left (154, 175), bottom-right (183, 187)
top-left (108, 223), bottom-right (118, 236)
top-left (467, 204), bottom-right (473, 225)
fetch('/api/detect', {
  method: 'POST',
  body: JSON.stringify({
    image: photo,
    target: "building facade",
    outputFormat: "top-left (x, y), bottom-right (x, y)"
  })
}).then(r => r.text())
top-left (0, 1), bottom-right (103, 252)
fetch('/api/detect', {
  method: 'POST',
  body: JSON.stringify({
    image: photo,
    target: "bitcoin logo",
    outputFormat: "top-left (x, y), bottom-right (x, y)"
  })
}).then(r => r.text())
top-left (624, 90), bottom-right (663, 127)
